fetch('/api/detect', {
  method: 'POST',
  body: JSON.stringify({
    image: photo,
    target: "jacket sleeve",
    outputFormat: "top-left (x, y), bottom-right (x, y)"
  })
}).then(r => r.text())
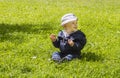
top-left (52, 38), bottom-right (60, 48)
top-left (69, 34), bottom-right (86, 51)
top-left (52, 31), bottom-right (62, 48)
top-left (73, 35), bottom-right (86, 51)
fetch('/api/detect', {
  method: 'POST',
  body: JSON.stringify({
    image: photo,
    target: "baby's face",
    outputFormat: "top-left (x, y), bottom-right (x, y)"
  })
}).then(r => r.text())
top-left (64, 20), bottom-right (78, 33)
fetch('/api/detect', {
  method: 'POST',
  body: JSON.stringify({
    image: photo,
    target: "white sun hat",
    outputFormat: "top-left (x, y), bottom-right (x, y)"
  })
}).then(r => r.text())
top-left (61, 13), bottom-right (78, 26)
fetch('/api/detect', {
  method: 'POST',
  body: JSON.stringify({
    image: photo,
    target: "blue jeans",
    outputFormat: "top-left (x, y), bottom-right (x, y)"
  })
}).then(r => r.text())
top-left (52, 52), bottom-right (80, 62)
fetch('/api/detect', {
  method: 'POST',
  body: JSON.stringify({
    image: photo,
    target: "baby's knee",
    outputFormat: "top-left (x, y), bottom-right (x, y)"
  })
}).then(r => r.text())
top-left (64, 54), bottom-right (73, 61)
top-left (52, 52), bottom-right (61, 61)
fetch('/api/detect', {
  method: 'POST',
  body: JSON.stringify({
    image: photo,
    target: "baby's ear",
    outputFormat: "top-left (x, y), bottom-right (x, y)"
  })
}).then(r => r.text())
top-left (63, 24), bottom-right (67, 27)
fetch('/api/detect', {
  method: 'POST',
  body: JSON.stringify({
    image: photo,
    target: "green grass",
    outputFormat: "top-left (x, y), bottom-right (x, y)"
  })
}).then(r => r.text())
top-left (0, 0), bottom-right (120, 78)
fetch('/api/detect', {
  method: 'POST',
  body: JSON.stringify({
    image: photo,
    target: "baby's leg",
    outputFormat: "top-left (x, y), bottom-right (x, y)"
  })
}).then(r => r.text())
top-left (52, 52), bottom-right (61, 62)
top-left (64, 54), bottom-right (74, 61)
top-left (64, 54), bottom-right (80, 61)
top-left (58, 54), bottom-right (73, 63)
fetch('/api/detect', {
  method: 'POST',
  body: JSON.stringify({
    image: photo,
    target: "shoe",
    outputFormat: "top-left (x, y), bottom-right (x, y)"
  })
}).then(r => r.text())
top-left (58, 57), bottom-right (69, 63)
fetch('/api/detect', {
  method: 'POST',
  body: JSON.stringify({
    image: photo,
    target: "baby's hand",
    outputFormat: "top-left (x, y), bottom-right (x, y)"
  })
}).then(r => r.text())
top-left (50, 34), bottom-right (57, 42)
top-left (68, 39), bottom-right (74, 47)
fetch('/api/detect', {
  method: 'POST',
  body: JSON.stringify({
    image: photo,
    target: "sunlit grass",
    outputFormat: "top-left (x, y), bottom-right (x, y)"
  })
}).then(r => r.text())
top-left (0, 0), bottom-right (120, 78)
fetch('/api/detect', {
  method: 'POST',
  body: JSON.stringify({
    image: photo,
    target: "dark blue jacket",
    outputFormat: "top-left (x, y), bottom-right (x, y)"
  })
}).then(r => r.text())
top-left (53, 30), bottom-right (86, 55)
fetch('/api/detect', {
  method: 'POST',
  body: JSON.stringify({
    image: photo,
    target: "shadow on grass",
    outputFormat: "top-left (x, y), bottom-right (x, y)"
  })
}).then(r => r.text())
top-left (81, 52), bottom-right (104, 62)
top-left (0, 23), bottom-right (56, 42)
top-left (0, 23), bottom-right (55, 34)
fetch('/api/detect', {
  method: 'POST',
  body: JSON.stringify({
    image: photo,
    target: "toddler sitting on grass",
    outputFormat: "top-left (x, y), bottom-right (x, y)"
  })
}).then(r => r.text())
top-left (50, 13), bottom-right (86, 63)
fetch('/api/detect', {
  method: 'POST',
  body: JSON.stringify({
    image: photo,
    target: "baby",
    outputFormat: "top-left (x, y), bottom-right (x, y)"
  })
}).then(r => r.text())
top-left (50, 13), bottom-right (86, 62)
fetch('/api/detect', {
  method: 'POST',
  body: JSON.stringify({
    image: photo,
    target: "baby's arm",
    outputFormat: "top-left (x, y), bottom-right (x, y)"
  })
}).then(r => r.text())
top-left (72, 35), bottom-right (86, 51)
top-left (67, 35), bottom-right (86, 51)
top-left (50, 34), bottom-right (60, 48)
top-left (68, 39), bottom-right (74, 47)
top-left (50, 34), bottom-right (57, 42)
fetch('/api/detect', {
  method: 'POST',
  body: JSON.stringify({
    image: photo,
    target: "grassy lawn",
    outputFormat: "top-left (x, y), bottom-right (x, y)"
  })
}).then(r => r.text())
top-left (0, 0), bottom-right (120, 78)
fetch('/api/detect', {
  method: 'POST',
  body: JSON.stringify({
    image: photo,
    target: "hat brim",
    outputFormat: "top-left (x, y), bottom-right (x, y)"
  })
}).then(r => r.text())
top-left (61, 18), bottom-right (77, 26)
